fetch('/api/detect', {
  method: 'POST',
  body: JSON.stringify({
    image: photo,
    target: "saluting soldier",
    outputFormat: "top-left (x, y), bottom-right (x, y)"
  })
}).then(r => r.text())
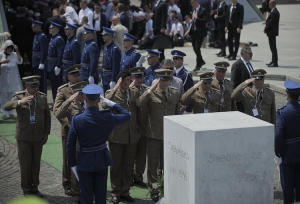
top-left (62, 22), bottom-right (81, 82)
top-left (101, 27), bottom-right (121, 93)
top-left (54, 81), bottom-right (87, 204)
top-left (53, 64), bottom-right (82, 198)
top-left (129, 67), bottom-right (148, 187)
top-left (4, 76), bottom-right (51, 197)
top-left (136, 69), bottom-right (180, 202)
top-left (67, 84), bottom-right (131, 204)
top-left (31, 20), bottom-right (48, 94)
top-left (144, 49), bottom-right (161, 86)
top-left (171, 50), bottom-right (194, 113)
top-left (47, 21), bottom-right (65, 102)
top-left (211, 61), bottom-right (237, 111)
top-left (181, 72), bottom-right (221, 114)
top-left (102, 70), bottom-right (141, 204)
top-left (274, 80), bottom-right (300, 204)
top-left (231, 69), bottom-right (276, 124)
top-left (81, 26), bottom-right (100, 85)
top-left (120, 33), bottom-right (143, 70)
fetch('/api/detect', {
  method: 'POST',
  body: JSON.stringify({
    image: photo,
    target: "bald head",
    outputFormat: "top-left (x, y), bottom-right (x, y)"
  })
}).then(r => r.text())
top-left (112, 15), bottom-right (120, 26)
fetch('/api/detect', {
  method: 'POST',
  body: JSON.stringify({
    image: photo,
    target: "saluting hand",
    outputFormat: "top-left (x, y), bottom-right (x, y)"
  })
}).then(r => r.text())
top-left (114, 77), bottom-right (122, 91)
top-left (149, 78), bottom-right (160, 92)
top-left (245, 78), bottom-right (255, 85)
top-left (68, 92), bottom-right (79, 102)
top-left (193, 80), bottom-right (202, 89)
top-left (129, 79), bottom-right (135, 88)
top-left (20, 95), bottom-right (34, 104)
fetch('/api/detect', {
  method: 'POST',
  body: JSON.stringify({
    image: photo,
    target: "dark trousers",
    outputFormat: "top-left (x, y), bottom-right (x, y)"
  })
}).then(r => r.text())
top-left (17, 140), bottom-right (43, 192)
top-left (133, 137), bottom-right (147, 182)
top-left (48, 71), bottom-right (63, 102)
top-left (154, 29), bottom-right (165, 62)
top-left (109, 142), bottom-right (137, 197)
top-left (268, 36), bottom-right (278, 63)
top-left (102, 84), bottom-right (110, 96)
top-left (61, 136), bottom-right (71, 189)
top-left (33, 66), bottom-right (47, 95)
top-left (191, 31), bottom-right (205, 67)
top-left (77, 168), bottom-right (108, 204)
top-left (218, 28), bottom-right (226, 53)
top-left (96, 31), bottom-right (103, 56)
top-left (280, 163), bottom-right (300, 204)
top-left (236, 102), bottom-right (245, 113)
top-left (227, 23), bottom-right (241, 57)
top-left (139, 38), bottom-right (153, 49)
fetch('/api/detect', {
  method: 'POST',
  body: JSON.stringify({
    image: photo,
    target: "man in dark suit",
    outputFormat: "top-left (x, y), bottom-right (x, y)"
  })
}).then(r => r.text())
top-left (264, 0), bottom-right (279, 67)
top-left (214, 0), bottom-right (228, 57)
top-left (44, 8), bottom-right (67, 42)
top-left (93, 3), bottom-right (107, 56)
top-left (225, 0), bottom-right (244, 61)
top-left (230, 45), bottom-right (254, 112)
top-left (191, 0), bottom-right (207, 71)
top-left (152, 0), bottom-right (168, 62)
top-left (118, 3), bottom-right (130, 30)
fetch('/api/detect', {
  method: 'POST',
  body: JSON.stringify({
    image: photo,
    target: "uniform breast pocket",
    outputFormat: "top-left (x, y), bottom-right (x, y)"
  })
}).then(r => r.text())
top-left (194, 99), bottom-right (205, 107)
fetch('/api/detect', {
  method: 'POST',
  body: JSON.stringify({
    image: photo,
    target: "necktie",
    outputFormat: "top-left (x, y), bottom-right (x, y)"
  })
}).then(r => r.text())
top-left (204, 91), bottom-right (210, 103)
top-left (257, 90), bottom-right (263, 102)
top-left (124, 91), bottom-right (129, 105)
top-left (162, 91), bottom-right (168, 102)
top-left (219, 81), bottom-right (224, 92)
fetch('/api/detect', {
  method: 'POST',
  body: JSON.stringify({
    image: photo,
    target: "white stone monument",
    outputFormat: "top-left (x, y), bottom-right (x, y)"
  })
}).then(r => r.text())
top-left (164, 111), bottom-right (274, 204)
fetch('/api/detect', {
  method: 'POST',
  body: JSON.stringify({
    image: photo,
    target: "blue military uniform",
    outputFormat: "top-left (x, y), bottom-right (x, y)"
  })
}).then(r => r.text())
top-left (67, 84), bottom-right (131, 204)
top-left (32, 20), bottom-right (48, 94)
top-left (120, 33), bottom-right (141, 70)
top-left (101, 27), bottom-right (121, 93)
top-left (275, 80), bottom-right (300, 204)
top-left (80, 26), bottom-right (99, 85)
top-left (144, 49), bottom-right (161, 86)
top-left (62, 23), bottom-right (81, 82)
top-left (171, 50), bottom-right (194, 112)
top-left (47, 21), bottom-right (65, 101)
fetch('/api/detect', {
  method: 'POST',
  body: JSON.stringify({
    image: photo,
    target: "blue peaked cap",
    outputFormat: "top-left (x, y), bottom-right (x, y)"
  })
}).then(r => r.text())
top-left (82, 84), bottom-right (104, 99)
top-left (123, 32), bottom-right (136, 41)
top-left (146, 49), bottom-right (161, 57)
top-left (284, 80), bottom-right (300, 94)
top-left (65, 22), bottom-right (78, 30)
top-left (83, 26), bottom-right (97, 34)
top-left (171, 50), bottom-right (186, 58)
top-left (50, 21), bottom-right (62, 28)
top-left (32, 20), bottom-right (43, 27)
top-left (101, 27), bottom-right (115, 35)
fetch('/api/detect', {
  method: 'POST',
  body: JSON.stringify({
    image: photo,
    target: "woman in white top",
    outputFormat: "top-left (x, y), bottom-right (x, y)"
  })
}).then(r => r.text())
top-left (169, 15), bottom-right (184, 37)
top-left (0, 40), bottom-right (23, 119)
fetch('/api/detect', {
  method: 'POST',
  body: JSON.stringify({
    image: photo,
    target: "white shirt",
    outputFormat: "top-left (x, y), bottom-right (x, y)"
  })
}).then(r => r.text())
top-left (241, 57), bottom-right (254, 78)
top-left (63, 6), bottom-right (79, 24)
top-left (168, 4), bottom-right (181, 15)
top-left (94, 12), bottom-right (101, 31)
top-left (145, 19), bottom-right (153, 39)
top-left (171, 22), bottom-right (184, 37)
top-left (193, 5), bottom-right (200, 30)
top-left (79, 7), bottom-right (94, 28)
top-left (175, 65), bottom-right (184, 75)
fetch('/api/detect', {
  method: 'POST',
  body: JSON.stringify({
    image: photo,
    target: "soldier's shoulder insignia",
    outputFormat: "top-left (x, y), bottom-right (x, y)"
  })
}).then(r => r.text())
top-left (212, 87), bottom-right (221, 92)
top-left (38, 91), bottom-right (46, 96)
top-left (266, 87), bottom-right (274, 92)
top-left (58, 83), bottom-right (68, 90)
top-left (169, 86), bottom-right (178, 90)
top-left (14, 91), bottom-right (25, 96)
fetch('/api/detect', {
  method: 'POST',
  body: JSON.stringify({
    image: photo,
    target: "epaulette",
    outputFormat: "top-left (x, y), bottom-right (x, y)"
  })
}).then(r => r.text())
top-left (212, 87), bottom-right (221, 92)
top-left (169, 86), bottom-right (178, 90)
top-left (74, 39), bottom-right (78, 41)
top-left (74, 112), bottom-right (84, 116)
top-left (225, 78), bottom-right (233, 83)
top-left (266, 87), bottom-right (274, 92)
top-left (113, 45), bottom-right (119, 49)
top-left (57, 83), bottom-right (68, 91)
top-left (57, 36), bottom-right (61, 39)
top-left (278, 105), bottom-right (286, 110)
top-left (38, 91), bottom-right (46, 96)
top-left (14, 91), bottom-right (25, 96)
top-left (41, 33), bottom-right (45, 36)
top-left (92, 42), bottom-right (96, 44)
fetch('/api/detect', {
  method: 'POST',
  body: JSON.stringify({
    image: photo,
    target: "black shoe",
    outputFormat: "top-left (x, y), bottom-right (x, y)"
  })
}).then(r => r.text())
top-left (217, 52), bottom-right (226, 57)
top-left (268, 62), bottom-right (278, 67)
top-left (111, 196), bottom-right (119, 204)
top-left (229, 56), bottom-right (236, 60)
top-left (151, 194), bottom-right (159, 202)
top-left (193, 66), bottom-right (200, 71)
top-left (134, 180), bottom-right (147, 187)
top-left (225, 55), bottom-right (232, 59)
top-left (215, 51), bottom-right (222, 55)
top-left (65, 188), bottom-right (73, 196)
top-left (266, 61), bottom-right (273, 66)
top-left (120, 195), bottom-right (134, 202)
top-left (71, 201), bottom-right (80, 204)
top-left (23, 191), bottom-right (32, 196)
top-left (31, 190), bottom-right (43, 198)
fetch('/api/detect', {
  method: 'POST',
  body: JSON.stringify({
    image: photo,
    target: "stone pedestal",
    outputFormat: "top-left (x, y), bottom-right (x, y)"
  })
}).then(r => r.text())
top-left (164, 111), bottom-right (274, 204)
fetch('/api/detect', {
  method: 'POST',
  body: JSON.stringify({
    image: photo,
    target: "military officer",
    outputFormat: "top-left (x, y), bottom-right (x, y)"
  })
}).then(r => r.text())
top-left (31, 20), bottom-right (48, 94)
top-left (47, 21), bottom-right (65, 102)
top-left (181, 72), bottom-right (221, 114)
top-left (4, 75), bottom-right (51, 197)
top-left (63, 22), bottom-right (81, 82)
top-left (120, 33), bottom-right (143, 70)
top-left (171, 50), bottom-right (194, 113)
top-left (53, 64), bottom-right (82, 197)
top-left (101, 27), bottom-right (121, 94)
top-left (211, 61), bottom-right (237, 112)
top-left (54, 81), bottom-right (87, 204)
top-left (102, 70), bottom-right (141, 204)
top-left (136, 69), bottom-right (180, 202)
top-left (129, 67), bottom-right (148, 188)
top-left (67, 84), bottom-right (131, 204)
top-left (80, 26), bottom-right (99, 85)
top-left (144, 49), bottom-right (161, 86)
top-left (231, 69), bottom-right (276, 124)
top-left (274, 80), bottom-right (300, 204)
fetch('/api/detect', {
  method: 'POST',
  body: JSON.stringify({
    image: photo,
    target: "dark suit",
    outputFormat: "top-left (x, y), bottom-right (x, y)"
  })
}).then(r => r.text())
top-left (93, 13), bottom-right (107, 55)
top-left (230, 58), bottom-right (254, 112)
top-left (264, 7), bottom-right (280, 64)
top-left (44, 15), bottom-right (67, 42)
top-left (215, 1), bottom-right (228, 54)
top-left (120, 12), bottom-right (130, 30)
top-left (191, 6), bottom-right (207, 67)
top-left (152, 0), bottom-right (168, 61)
top-left (225, 2), bottom-right (244, 57)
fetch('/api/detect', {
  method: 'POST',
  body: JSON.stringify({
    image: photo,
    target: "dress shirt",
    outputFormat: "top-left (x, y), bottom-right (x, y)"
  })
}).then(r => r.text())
top-left (94, 12), bottom-right (101, 31)
top-left (241, 57), bottom-right (254, 78)
top-left (192, 5), bottom-right (200, 30)
top-left (63, 6), bottom-right (79, 24)
top-left (79, 7), bottom-right (94, 28)
top-left (175, 65), bottom-right (184, 75)
top-left (145, 19), bottom-right (154, 39)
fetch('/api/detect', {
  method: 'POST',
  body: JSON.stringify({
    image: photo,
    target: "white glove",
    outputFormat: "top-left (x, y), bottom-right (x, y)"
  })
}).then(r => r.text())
top-left (38, 63), bottom-right (44, 69)
top-left (100, 95), bottom-right (116, 107)
top-left (183, 111), bottom-right (192, 115)
top-left (88, 76), bottom-right (94, 84)
top-left (136, 55), bottom-right (146, 67)
top-left (109, 81), bottom-right (116, 89)
top-left (71, 166), bottom-right (79, 181)
top-left (54, 67), bottom-right (61, 75)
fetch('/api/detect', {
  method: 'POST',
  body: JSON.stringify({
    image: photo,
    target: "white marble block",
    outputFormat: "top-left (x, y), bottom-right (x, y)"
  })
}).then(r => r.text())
top-left (164, 111), bottom-right (274, 204)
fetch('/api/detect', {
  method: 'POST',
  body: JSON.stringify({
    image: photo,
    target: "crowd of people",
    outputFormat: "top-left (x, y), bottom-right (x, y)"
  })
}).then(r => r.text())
top-left (1, 0), bottom-right (299, 204)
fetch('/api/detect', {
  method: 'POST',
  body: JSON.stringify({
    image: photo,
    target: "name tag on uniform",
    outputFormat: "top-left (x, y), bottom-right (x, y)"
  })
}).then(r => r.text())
top-left (30, 115), bottom-right (36, 124)
top-left (252, 108), bottom-right (259, 116)
top-left (204, 109), bottom-right (209, 113)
